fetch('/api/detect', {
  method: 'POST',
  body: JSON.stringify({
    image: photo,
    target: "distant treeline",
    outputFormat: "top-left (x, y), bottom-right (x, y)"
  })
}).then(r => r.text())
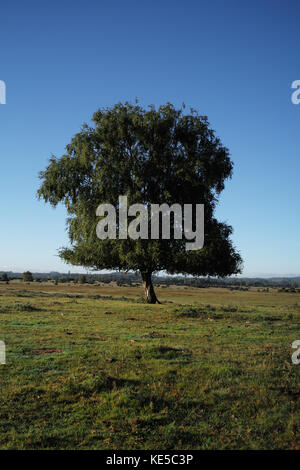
top-left (1, 271), bottom-right (300, 289)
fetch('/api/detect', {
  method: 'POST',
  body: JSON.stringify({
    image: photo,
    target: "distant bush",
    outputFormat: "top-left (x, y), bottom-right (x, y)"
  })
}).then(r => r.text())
top-left (78, 274), bottom-right (86, 284)
top-left (22, 271), bottom-right (33, 282)
top-left (277, 287), bottom-right (299, 293)
top-left (0, 273), bottom-right (9, 283)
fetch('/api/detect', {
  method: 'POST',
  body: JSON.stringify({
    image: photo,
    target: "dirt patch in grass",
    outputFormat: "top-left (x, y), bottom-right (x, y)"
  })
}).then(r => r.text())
top-left (145, 345), bottom-right (192, 361)
top-left (142, 331), bottom-right (167, 338)
top-left (30, 348), bottom-right (64, 355)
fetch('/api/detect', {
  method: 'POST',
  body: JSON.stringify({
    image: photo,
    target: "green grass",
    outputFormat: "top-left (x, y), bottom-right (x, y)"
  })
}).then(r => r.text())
top-left (0, 282), bottom-right (300, 449)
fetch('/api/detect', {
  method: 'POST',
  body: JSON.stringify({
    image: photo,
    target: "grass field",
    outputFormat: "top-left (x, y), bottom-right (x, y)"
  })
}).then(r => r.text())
top-left (0, 281), bottom-right (300, 449)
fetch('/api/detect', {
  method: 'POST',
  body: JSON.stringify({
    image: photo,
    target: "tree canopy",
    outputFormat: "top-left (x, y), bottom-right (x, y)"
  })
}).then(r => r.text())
top-left (0, 273), bottom-right (8, 282)
top-left (38, 102), bottom-right (242, 302)
top-left (23, 271), bottom-right (33, 282)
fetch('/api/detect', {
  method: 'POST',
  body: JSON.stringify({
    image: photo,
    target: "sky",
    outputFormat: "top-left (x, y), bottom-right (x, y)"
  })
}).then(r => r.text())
top-left (0, 0), bottom-right (299, 276)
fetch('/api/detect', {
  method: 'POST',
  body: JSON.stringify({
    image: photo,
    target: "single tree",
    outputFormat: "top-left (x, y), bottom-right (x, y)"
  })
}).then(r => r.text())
top-left (22, 271), bottom-right (33, 282)
top-left (78, 274), bottom-right (86, 284)
top-left (0, 273), bottom-right (9, 282)
top-left (38, 102), bottom-right (242, 303)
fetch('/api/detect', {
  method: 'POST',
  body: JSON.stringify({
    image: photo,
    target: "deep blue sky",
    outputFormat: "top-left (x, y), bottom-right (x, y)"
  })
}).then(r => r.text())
top-left (0, 0), bottom-right (299, 276)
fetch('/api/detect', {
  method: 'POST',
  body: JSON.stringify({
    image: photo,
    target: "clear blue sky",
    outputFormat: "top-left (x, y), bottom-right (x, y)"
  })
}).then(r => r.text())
top-left (0, 0), bottom-right (299, 276)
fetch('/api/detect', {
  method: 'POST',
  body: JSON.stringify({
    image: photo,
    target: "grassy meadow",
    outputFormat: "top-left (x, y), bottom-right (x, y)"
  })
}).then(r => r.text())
top-left (0, 281), bottom-right (300, 449)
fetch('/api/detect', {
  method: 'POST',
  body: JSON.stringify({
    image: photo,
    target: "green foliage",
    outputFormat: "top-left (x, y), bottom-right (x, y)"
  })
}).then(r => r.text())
top-left (78, 274), bottom-right (86, 284)
top-left (0, 273), bottom-right (8, 282)
top-left (22, 271), bottom-right (33, 282)
top-left (38, 102), bottom-right (242, 279)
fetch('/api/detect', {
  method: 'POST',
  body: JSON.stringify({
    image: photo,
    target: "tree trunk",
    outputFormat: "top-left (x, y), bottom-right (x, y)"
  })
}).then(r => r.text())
top-left (141, 272), bottom-right (161, 304)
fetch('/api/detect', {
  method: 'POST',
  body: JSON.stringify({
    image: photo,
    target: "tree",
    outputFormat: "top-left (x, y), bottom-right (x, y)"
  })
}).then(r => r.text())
top-left (38, 102), bottom-right (242, 303)
top-left (0, 273), bottom-right (9, 283)
top-left (78, 274), bottom-right (86, 284)
top-left (23, 271), bottom-right (33, 282)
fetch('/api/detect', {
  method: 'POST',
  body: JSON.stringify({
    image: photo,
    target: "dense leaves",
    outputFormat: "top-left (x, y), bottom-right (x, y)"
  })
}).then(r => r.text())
top-left (38, 102), bottom-right (242, 301)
